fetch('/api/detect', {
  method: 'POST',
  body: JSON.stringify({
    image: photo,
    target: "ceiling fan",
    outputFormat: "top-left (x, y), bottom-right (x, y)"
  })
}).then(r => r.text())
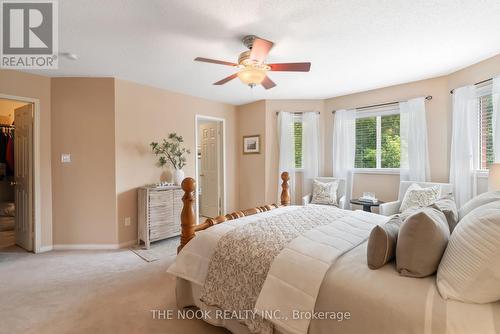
top-left (194, 35), bottom-right (311, 90)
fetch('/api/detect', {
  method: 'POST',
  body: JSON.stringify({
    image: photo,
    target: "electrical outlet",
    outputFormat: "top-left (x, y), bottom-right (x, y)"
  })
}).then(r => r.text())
top-left (124, 217), bottom-right (131, 226)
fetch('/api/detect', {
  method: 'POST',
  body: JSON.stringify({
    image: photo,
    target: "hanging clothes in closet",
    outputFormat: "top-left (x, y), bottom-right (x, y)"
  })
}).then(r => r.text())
top-left (0, 126), bottom-right (14, 179)
top-left (6, 134), bottom-right (14, 176)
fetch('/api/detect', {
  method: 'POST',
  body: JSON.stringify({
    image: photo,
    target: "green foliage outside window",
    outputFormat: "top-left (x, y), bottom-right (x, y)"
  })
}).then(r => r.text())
top-left (294, 121), bottom-right (303, 168)
top-left (355, 114), bottom-right (401, 169)
top-left (355, 117), bottom-right (376, 168)
top-left (381, 115), bottom-right (400, 168)
top-left (480, 95), bottom-right (494, 169)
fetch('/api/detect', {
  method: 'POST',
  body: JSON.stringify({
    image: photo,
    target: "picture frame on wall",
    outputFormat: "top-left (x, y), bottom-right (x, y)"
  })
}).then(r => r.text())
top-left (243, 135), bottom-right (260, 154)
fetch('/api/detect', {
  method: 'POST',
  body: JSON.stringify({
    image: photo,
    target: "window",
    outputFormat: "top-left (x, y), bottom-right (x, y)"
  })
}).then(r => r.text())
top-left (355, 110), bottom-right (400, 169)
top-left (478, 93), bottom-right (494, 170)
top-left (294, 118), bottom-right (303, 169)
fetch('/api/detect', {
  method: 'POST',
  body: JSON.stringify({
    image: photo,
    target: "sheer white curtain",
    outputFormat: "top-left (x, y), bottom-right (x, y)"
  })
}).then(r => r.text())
top-left (332, 109), bottom-right (356, 209)
top-left (450, 85), bottom-right (479, 208)
top-left (302, 112), bottom-right (320, 196)
top-left (278, 111), bottom-right (296, 203)
top-left (492, 76), bottom-right (500, 162)
top-left (399, 97), bottom-right (430, 182)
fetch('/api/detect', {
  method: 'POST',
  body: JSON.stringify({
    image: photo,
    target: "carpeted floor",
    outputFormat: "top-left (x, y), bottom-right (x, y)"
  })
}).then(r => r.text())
top-left (0, 246), bottom-right (229, 334)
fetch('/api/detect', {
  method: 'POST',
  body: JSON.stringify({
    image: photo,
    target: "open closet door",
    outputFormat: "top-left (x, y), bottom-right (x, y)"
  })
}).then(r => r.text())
top-left (14, 104), bottom-right (33, 251)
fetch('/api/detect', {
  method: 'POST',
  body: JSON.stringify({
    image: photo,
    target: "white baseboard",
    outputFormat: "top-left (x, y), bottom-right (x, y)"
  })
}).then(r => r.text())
top-left (53, 244), bottom-right (120, 250)
top-left (119, 240), bottom-right (137, 248)
top-left (53, 240), bottom-right (138, 251)
top-left (38, 245), bottom-right (53, 253)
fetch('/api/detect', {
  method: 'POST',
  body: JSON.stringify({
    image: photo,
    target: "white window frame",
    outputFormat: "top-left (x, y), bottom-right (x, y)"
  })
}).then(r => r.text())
top-left (475, 81), bottom-right (494, 173)
top-left (354, 105), bottom-right (401, 173)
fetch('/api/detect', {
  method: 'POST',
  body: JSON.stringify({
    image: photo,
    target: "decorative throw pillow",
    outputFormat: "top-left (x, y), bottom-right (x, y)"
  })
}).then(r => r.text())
top-left (437, 201), bottom-right (500, 303)
top-left (429, 196), bottom-right (459, 232)
top-left (311, 180), bottom-right (338, 205)
top-left (367, 215), bottom-right (402, 269)
top-left (457, 190), bottom-right (500, 220)
top-left (399, 183), bottom-right (440, 213)
top-left (396, 207), bottom-right (450, 278)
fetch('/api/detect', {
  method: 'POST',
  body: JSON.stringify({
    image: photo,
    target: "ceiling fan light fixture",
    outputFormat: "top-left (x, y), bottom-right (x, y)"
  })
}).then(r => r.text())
top-left (237, 64), bottom-right (269, 87)
top-left (194, 35), bottom-right (311, 89)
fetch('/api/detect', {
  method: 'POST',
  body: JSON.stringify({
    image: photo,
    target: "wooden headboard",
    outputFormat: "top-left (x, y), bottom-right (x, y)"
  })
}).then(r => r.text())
top-left (177, 172), bottom-right (291, 252)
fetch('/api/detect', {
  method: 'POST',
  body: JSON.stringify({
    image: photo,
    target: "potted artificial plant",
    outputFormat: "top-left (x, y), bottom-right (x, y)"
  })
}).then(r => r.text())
top-left (150, 133), bottom-right (191, 185)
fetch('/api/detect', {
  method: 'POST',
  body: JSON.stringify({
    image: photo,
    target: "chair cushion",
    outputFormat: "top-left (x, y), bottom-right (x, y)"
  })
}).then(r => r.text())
top-left (458, 191), bottom-right (500, 220)
top-left (367, 215), bottom-right (402, 269)
top-left (399, 183), bottom-right (440, 213)
top-left (311, 179), bottom-right (338, 205)
top-left (437, 201), bottom-right (500, 303)
top-left (396, 207), bottom-right (450, 278)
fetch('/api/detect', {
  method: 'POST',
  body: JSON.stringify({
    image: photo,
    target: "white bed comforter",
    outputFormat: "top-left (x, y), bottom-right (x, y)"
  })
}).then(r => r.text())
top-left (167, 205), bottom-right (389, 334)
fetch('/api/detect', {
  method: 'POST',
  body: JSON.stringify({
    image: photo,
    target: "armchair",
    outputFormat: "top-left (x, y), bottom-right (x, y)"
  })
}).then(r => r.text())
top-left (302, 177), bottom-right (347, 208)
top-left (379, 181), bottom-right (453, 216)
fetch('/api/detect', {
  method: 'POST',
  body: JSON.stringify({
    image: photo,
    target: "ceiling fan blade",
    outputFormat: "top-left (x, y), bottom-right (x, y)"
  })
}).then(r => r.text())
top-left (195, 57), bottom-right (237, 67)
top-left (269, 62), bottom-right (311, 72)
top-left (213, 73), bottom-right (238, 85)
top-left (249, 38), bottom-right (274, 63)
top-left (261, 76), bottom-right (276, 90)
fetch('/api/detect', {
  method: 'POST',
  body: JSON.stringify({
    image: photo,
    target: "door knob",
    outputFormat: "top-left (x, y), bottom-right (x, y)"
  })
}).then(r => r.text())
top-left (9, 181), bottom-right (16, 186)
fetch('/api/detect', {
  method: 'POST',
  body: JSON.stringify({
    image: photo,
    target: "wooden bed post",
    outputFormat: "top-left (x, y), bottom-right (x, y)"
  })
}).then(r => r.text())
top-left (280, 172), bottom-right (290, 206)
top-left (178, 177), bottom-right (196, 253)
top-left (178, 172), bottom-right (290, 252)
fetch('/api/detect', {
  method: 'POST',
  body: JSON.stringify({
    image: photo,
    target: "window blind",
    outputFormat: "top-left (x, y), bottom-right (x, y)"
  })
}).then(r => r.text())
top-left (479, 94), bottom-right (494, 170)
top-left (294, 117), bottom-right (303, 169)
top-left (355, 105), bottom-right (400, 169)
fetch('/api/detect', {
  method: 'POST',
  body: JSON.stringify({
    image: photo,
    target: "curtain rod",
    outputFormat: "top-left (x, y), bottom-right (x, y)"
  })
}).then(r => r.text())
top-left (450, 78), bottom-right (493, 94)
top-left (275, 111), bottom-right (321, 116)
top-left (331, 95), bottom-right (432, 114)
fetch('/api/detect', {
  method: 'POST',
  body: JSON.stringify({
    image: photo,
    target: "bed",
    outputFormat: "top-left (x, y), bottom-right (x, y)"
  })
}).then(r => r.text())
top-left (167, 173), bottom-right (500, 334)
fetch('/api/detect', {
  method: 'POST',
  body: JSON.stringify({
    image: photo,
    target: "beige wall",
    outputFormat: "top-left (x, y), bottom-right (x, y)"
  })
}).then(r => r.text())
top-left (235, 101), bottom-right (266, 209)
top-left (323, 54), bottom-right (500, 203)
top-left (447, 54), bottom-right (500, 92)
top-left (3, 53), bottom-right (500, 248)
top-left (51, 78), bottom-right (118, 245)
top-left (236, 100), bottom-right (326, 207)
top-left (0, 70), bottom-right (53, 248)
top-left (115, 79), bottom-right (237, 244)
top-left (235, 53), bottom-right (500, 208)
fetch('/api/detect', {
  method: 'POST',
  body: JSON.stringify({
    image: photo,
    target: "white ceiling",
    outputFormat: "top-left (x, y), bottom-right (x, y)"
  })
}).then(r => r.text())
top-left (32, 0), bottom-right (500, 105)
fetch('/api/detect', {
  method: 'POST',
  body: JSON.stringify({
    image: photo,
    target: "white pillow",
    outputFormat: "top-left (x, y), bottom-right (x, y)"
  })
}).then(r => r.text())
top-left (311, 180), bottom-right (338, 205)
top-left (436, 201), bottom-right (500, 303)
top-left (399, 183), bottom-right (440, 213)
top-left (458, 190), bottom-right (500, 220)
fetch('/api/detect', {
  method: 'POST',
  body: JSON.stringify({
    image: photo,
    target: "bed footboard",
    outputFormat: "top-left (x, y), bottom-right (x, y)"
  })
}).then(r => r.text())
top-left (178, 172), bottom-right (291, 253)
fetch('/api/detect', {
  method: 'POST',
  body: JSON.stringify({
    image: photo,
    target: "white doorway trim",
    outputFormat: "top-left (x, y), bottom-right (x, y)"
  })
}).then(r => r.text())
top-left (0, 93), bottom-right (42, 253)
top-left (194, 114), bottom-right (226, 224)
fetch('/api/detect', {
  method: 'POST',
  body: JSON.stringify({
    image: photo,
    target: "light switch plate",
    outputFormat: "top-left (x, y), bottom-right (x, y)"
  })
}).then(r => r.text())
top-left (124, 217), bottom-right (131, 226)
top-left (61, 154), bottom-right (71, 163)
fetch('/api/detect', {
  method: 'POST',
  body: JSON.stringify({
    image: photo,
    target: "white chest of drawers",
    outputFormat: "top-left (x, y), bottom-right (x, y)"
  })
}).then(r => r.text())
top-left (137, 185), bottom-right (183, 249)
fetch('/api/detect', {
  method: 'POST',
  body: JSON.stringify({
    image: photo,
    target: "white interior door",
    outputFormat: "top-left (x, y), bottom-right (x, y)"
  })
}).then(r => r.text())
top-left (14, 104), bottom-right (33, 251)
top-left (199, 122), bottom-right (220, 218)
